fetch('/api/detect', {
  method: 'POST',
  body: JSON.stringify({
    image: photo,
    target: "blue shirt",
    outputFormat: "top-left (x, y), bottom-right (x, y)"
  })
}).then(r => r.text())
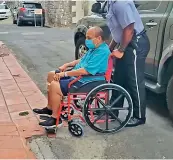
top-left (73, 42), bottom-right (111, 83)
top-left (106, 0), bottom-right (144, 43)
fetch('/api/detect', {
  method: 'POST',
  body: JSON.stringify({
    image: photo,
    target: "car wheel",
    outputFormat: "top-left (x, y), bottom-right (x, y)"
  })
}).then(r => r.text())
top-left (166, 75), bottom-right (173, 120)
top-left (17, 18), bottom-right (22, 26)
top-left (75, 37), bottom-right (88, 60)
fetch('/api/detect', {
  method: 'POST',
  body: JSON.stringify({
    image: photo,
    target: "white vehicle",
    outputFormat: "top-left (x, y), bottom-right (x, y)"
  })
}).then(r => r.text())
top-left (0, 4), bottom-right (11, 19)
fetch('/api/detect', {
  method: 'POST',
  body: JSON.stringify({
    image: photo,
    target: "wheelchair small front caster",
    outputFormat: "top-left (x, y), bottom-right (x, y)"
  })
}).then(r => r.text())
top-left (45, 127), bottom-right (57, 134)
top-left (68, 122), bottom-right (84, 137)
top-left (61, 106), bottom-right (74, 121)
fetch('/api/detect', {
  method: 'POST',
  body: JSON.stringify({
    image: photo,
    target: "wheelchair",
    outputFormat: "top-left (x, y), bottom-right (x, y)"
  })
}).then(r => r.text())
top-left (44, 57), bottom-right (133, 137)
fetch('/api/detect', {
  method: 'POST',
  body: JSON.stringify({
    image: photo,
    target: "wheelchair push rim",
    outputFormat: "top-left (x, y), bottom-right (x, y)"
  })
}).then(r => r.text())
top-left (83, 83), bottom-right (133, 134)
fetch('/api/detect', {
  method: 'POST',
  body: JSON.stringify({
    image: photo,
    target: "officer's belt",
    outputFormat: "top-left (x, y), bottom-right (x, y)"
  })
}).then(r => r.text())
top-left (136, 29), bottom-right (146, 36)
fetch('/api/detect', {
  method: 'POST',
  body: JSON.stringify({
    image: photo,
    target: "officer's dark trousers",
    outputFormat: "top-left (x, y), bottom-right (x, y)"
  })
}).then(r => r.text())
top-left (112, 33), bottom-right (150, 119)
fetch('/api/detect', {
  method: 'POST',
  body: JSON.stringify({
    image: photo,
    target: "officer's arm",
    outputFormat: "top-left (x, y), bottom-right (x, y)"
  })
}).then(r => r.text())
top-left (109, 39), bottom-right (117, 52)
top-left (113, 3), bottom-right (135, 51)
top-left (121, 23), bottom-right (134, 50)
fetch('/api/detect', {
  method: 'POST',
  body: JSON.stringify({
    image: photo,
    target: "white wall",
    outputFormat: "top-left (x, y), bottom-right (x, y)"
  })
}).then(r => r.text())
top-left (72, 0), bottom-right (95, 24)
top-left (87, 0), bottom-right (95, 15)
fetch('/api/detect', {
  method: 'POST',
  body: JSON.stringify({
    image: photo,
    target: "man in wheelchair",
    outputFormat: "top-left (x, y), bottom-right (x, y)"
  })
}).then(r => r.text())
top-left (33, 26), bottom-right (111, 128)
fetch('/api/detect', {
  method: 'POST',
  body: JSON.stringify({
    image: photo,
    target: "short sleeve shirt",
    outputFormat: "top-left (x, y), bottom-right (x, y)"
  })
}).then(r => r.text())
top-left (106, 0), bottom-right (144, 43)
top-left (73, 42), bottom-right (111, 83)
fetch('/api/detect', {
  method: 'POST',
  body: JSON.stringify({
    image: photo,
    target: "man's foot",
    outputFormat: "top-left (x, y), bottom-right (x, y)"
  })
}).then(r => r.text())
top-left (33, 107), bottom-right (52, 116)
top-left (39, 117), bottom-right (63, 128)
top-left (125, 117), bottom-right (146, 127)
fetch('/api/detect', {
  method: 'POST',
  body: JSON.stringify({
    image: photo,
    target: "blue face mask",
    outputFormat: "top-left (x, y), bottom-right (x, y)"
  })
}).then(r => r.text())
top-left (85, 39), bottom-right (95, 49)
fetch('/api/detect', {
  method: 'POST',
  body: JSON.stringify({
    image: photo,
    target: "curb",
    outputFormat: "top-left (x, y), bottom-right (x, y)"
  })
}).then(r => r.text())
top-left (0, 41), bottom-right (47, 159)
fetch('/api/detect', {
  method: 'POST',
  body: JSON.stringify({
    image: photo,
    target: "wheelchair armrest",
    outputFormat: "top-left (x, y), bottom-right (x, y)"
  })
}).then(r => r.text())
top-left (82, 73), bottom-right (105, 77)
top-left (68, 76), bottom-right (82, 88)
top-left (68, 73), bottom-right (105, 88)
top-left (69, 80), bottom-right (107, 93)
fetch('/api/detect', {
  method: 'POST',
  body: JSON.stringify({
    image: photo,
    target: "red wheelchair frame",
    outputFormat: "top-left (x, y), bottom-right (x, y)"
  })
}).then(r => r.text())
top-left (55, 57), bottom-right (113, 127)
top-left (46, 57), bottom-right (133, 136)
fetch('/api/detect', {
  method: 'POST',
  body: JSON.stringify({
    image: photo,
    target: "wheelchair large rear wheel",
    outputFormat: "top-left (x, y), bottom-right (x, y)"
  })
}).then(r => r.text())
top-left (83, 83), bottom-right (133, 133)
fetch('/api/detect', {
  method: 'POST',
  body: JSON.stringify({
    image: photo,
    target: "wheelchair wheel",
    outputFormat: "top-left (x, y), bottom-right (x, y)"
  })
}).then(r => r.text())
top-left (68, 121), bottom-right (84, 137)
top-left (74, 97), bottom-right (101, 116)
top-left (83, 83), bottom-right (133, 133)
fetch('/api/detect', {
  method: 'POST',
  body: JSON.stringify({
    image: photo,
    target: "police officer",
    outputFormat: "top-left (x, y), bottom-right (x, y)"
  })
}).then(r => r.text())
top-left (106, 0), bottom-right (150, 127)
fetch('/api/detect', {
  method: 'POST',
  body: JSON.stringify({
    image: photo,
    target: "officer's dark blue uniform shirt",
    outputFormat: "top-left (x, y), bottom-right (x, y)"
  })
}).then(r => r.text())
top-left (106, 0), bottom-right (144, 43)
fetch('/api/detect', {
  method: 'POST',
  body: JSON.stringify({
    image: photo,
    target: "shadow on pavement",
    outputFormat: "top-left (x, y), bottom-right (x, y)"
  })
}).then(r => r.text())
top-left (146, 89), bottom-right (169, 118)
top-left (0, 18), bottom-right (8, 21)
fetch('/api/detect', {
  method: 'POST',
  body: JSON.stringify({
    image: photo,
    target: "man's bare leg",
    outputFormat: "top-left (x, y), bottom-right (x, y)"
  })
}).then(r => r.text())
top-left (33, 71), bottom-right (55, 115)
top-left (49, 81), bottom-right (63, 118)
top-left (47, 71), bottom-right (55, 109)
top-left (39, 81), bottom-right (63, 128)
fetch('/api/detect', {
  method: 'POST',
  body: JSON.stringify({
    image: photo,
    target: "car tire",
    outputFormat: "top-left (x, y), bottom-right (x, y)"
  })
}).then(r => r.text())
top-left (75, 37), bottom-right (88, 60)
top-left (166, 75), bottom-right (173, 120)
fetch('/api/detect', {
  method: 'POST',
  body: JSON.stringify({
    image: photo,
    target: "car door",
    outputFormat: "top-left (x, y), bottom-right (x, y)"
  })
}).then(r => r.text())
top-left (135, 1), bottom-right (170, 80)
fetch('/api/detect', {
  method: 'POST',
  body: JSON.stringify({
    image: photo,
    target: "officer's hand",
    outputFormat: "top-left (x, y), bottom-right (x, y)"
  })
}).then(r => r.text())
top-left (111, 49), bottom-right (124, 59)
top-left (58, 64), bottom-right (68, 72)
top-left (54, 72), bottom-right (65, 81)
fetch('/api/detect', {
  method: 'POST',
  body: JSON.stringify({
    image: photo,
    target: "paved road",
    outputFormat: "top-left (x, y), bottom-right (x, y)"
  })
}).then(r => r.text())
top-left (0, 21), bottom-right (74, 95)
top-left (1, 21), bottom-right (173, 159)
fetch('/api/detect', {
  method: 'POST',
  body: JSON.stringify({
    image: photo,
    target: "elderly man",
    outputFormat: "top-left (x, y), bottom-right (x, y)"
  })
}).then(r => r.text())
top-left (106, 0), bottom-right (150, 127)
top-left (33, 26), bottom-right (111, 128)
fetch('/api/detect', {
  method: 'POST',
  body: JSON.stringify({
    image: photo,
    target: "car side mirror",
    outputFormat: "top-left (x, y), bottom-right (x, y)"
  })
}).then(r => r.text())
top-left (134, 3), bottom-right (140, 8)
top-left (134, 1), bottom-right (146, 8)
top-left (91, 2), bottom-right (101, 14)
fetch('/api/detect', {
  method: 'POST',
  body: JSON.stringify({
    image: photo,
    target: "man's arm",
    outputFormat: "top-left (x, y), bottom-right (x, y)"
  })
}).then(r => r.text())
top-left (65, 59), bottom-right (80, 68)
top-left (54, 68), bottom-right (89, 81)
top-left (65, 68), bottom-right (88, 77)
top-left (57, 50), bottom-right (109, 79)
top-left (59, 59), bottom-right (80, 72)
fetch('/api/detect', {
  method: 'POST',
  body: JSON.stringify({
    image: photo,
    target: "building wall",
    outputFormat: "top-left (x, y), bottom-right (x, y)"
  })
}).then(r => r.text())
top-left (71, 0), bottom-right (95, 24)
top-left (87, 0), bottom-right (95, 15)
top-left (5, 0), bottom-right (95, 27)
top-left (40, 0), bottom-right (72, 27)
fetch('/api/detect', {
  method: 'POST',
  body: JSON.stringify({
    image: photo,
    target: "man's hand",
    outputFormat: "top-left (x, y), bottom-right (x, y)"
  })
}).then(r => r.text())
top-left (54, 72), bottom-right (65, 81)
top-left (111, 49), bottom-right (124, 59)
top-left (58, 64), bottom-right (68, 72)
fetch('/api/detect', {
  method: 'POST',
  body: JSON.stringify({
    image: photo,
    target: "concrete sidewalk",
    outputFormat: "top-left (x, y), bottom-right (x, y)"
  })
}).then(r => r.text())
top-left (0, 41), bottom-right (46, 159)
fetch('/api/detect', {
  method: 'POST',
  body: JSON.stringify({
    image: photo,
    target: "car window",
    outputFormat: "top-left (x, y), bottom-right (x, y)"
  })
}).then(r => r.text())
top-left (134, 1), bottom-right (161, 10)
top-left (23, 3), bottom-right (42, 9)
top-left (0, 5), bottom-right (8, 9)
top-left (5, 5), bottom-right (8, 9)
